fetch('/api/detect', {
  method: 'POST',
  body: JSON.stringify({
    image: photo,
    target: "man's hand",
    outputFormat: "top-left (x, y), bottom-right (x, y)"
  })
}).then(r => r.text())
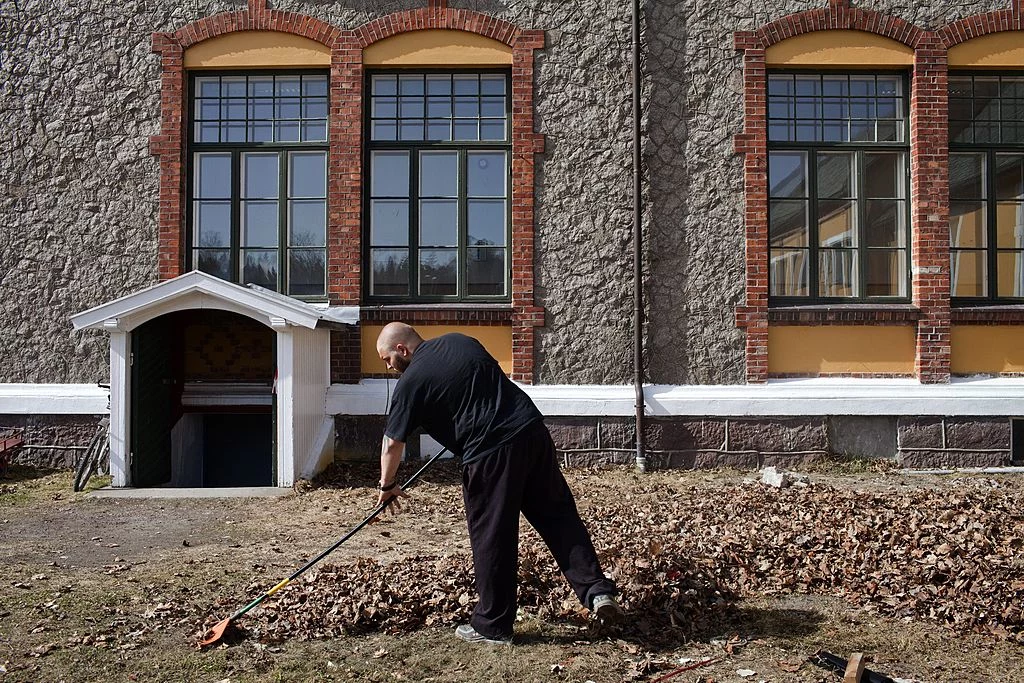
top-left (376, 482), bottom-right (408, 514)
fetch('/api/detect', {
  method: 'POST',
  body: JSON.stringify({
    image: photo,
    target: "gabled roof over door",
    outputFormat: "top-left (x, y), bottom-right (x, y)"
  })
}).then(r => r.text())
top-left (70, 270), bottom-right (357, 332)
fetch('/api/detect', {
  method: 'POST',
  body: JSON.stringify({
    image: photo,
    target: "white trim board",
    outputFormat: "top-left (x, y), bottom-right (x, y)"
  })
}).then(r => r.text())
top-left (328, 377), bottom-right (1024, 418)
top-left (0, 384), bottom-right (109, 415)
top-left (5, 377), bottom-right (1024, 419)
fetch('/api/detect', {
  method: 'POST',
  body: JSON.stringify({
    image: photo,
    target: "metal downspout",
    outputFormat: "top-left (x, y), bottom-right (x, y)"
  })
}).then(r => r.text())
top-left (632, 0), bottom-right (647, 472)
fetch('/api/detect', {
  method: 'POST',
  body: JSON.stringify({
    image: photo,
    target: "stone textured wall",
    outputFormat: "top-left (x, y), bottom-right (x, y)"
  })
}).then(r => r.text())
top-left (0, 414), bottom-right (101, 469)
top-left (1, 0), bottom-right (1016, 387)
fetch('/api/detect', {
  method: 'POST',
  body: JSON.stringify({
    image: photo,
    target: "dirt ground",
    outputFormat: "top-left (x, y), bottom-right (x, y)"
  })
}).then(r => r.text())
top-left (0, 461), bottom-right (1021, 683)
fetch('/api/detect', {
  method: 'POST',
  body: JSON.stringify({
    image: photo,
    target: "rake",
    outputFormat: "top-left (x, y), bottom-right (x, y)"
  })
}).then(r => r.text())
top-left (199, 448), bottom-right (449, 647)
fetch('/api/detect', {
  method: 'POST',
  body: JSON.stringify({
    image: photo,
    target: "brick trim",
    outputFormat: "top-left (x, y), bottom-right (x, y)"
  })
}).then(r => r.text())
top-left (768, 306), bottom-right (922, 324)
top-left (937, 11), bottom-right (1023, 47)
top-left (743, 5), bottom-right (925, 51)
top-left (952, 307), bottom-right (1024, 324)
top-left (361, 307), bottom-right (514, 324)
top-left (152, 6), bottom-right (546, 384)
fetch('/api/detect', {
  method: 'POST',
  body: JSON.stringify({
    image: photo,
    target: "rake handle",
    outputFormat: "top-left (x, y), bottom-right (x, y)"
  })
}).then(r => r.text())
top-left (228, 448), bottom-right (449, 622)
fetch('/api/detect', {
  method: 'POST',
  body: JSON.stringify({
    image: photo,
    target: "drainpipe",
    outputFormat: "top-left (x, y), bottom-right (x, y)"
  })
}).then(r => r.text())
top-left (632, 0), bottom-right (647, 472)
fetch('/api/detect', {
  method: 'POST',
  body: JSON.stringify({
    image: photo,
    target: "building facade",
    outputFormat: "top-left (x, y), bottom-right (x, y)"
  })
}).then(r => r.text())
top-left (3, 0), bottom-right (1023, 485)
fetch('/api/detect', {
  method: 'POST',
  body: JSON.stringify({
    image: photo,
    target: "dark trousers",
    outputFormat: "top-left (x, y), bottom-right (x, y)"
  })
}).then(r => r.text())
top-left (461, 420), bottom-right (617, 638)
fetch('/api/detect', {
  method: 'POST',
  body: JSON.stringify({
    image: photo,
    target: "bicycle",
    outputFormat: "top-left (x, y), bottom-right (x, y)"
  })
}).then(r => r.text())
top-left (74, 417), bottom-right (110, 492)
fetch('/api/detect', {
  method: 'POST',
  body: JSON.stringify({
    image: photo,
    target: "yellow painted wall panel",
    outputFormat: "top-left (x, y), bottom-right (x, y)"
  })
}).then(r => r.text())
top-left (765, 30), bottom-right (914, 67)
top-left (768, 325), bottom-right (916, 374)
top-left (361, 325), bottom-right (513, 375)
top-left (184, 31), bottom-right (331, 68)
top-left (949, 32), bottom-right (1024, 68)
top-left (363, 30), bottom-right (512, 66)
top-left (951, 326), bottom-right (1024, 374)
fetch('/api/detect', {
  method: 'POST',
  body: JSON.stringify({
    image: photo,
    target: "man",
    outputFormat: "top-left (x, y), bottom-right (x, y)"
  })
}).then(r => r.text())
top-left (375, 322), bottom-right (621, 644)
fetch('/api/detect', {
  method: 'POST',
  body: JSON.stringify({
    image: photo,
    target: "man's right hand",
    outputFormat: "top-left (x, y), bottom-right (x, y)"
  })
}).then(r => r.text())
top-left (376, 483), bottom-right (408, 514)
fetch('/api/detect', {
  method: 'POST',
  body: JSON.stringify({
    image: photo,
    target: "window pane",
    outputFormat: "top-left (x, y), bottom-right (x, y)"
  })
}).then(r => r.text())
top-left (768, 75), bottom-right (794, 96)
top-left (427, 119), bottom-right (452, 141)
top-left (196, 249), bottom-right (230, 280)
top-left (816, 152), bottom-right (854, 199)
top-left (769, 200), bottom-right (808, 248)
top-left (242, 153), bottom-right (279, 199)
top-left (866, 249), bottom-right (905, 297)
top-left (289, 200), bottom-right (326, 247)
top-left (222, 76), bottom-right (246, 97)
top-left (301, 75), bottom-right (328, 97)
top-left (949, 77), bottom-right (973, 98)
top-left (289, 152), bottom-right (327, 199)
top-left (196, 77), bottom-right (220, 98)
top-left (818, 200), bottom-right (856, 248)
top-left (468, 247), bottom-right (505, 296)
top-left (420, 152), bottom-right (458, 197)
top-left (454, 75), bottom-right (478, 95)
top-left (996, 202), bottom-right (1024, 248)
top-left (951, 250), bottom-right (986, 297)
top-left (288, 249), bottom-right (326, 296)
top-left (276, 98), bottom-right (301, 119)
top-left (371, 249), bottom-right (409, 296)
top-left (196, 122), bottom-right (220, 143)
top-left (250, 121), bottom-right (273, 142)
top-left (242, 249), bottom-right (278, 290)
top-left (468, 152), bottom-right (506, 197)
top-left (400, 96), bottom-right (425, 118)
top-left (276, 121), bottom-right (300, 142)
top-left (242, 201), bottom-right (279, 247)
top-left (950, 153), bottom-right (986, 200)
top-left (419, 200), bottom-right (458, 246)
top-left (301, 120), bottom-right (328, 142)
top-left (864, 153), bottom-right (904, 199)
top-left (372, 75), bottom-right (397, 96)
top-left (481, 97), bottom-right (505, 117)
top-left (427, 75), bottom-right (452, 95)
top-left (195, 154), bottom-right (232, 199)
top-left (372, 120), bottom-right (397, 141)
top-left (865, 200), bottom-right (905, 248)
top-left (373, 97), bottom-right (398, 118)
top-left (419, 249), bottom-right (457, 296)
top-left (455, 96), bottom-right (479, 117)
top-left (223, 100), bottom-right (246, 120)
top-left (196, 99), bottom-right (220, 121)
top-left (427, 96), bottom-right (452, 117)
top-left (996, 154), bottom-right (1024, 200)
top-left (996, 251), bottom-right (1024, 297)
top-left (194, 201), bottom-right (231, 247)
top-left (399, 75), bottom-right (424, 95)
top-left (371, 200), bottom-right (409, 246)
top-left (275, 76), bottom-right (301, 97)
top-left (480, 75), bottom-right (505, 95)
top-left (769, 152), bottom-right (807, 198)
top-left (950, 201), bottom-right (987, 248)
top-left (769, 249), bottom-right (809, 296)
top-left (371, 152), bottom-right (410, 197)
top-left (480, 120), bottom-right (506, 141)
top-left (249, 76), bottom-right (274, 97)
top-left (453, 119), bottom-right (478, 140)
top-left (468, 199), bottom-right (506, 246)
top-left (400, 120), bottom-right (424, 141)
top-left (819, 249), bottom-right (857, 297)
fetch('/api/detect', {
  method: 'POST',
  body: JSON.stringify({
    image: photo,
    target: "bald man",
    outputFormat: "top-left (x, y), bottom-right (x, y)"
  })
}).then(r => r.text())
top-left (375, 323), bottom-right (621, 644)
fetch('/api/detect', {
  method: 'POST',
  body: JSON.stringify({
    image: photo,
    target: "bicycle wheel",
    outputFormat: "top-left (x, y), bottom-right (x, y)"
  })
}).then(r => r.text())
top-left (74, 430), bottom-right (103, 492)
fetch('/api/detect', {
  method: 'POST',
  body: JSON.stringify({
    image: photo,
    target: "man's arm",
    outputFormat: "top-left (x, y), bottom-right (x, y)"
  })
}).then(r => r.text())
top-left (377, 435), bottom-right (408, 511)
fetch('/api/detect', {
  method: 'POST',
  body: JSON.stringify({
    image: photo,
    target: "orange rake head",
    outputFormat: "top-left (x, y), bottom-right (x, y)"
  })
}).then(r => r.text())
top-left (198, 617), bottom-right (234, 648)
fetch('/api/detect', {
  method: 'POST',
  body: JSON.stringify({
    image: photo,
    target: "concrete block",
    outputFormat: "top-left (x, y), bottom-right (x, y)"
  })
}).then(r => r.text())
top-left (897, 417), bottom-right (944, 448)
top-left (729, 418), bottom-right (828, 452)
top-left (829, 416), bottom-right (897, 459)
top-left (945, 418), bottom-right (1011, 450)
top-left (546, 418), bottom-right (599, 451)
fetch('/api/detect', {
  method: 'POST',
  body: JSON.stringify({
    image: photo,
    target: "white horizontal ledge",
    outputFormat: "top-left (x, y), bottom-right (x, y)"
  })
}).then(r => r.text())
top-left (0, 384), bottom-right (109, 415)
top-left (327, 377), bottom-right (1024, 418)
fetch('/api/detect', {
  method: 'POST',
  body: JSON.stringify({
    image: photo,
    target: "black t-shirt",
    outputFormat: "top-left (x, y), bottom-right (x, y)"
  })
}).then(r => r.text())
top-left (384, 333), bottom-right (543, 464)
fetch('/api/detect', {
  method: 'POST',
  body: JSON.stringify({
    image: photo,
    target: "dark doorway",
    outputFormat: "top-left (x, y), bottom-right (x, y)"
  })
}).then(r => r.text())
top-left (130, 310), bottom-right (275, 487)
top-left (203, 413), bottom-right (274, 486)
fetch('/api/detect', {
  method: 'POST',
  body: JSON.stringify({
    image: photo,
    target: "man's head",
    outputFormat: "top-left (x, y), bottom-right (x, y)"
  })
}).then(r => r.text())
top-left (376, 322), bottom-right (424, 374)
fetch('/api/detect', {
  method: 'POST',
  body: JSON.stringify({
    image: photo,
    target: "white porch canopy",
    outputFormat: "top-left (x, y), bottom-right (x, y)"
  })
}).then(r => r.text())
top-left (71, 271), bottom-right (356, 488)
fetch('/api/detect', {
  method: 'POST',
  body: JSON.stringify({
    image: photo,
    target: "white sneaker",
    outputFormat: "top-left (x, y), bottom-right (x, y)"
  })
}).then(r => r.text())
top-left (591, 594), bottom-right (624, 624)
top-left (454, 624), bottom-right (512, 645)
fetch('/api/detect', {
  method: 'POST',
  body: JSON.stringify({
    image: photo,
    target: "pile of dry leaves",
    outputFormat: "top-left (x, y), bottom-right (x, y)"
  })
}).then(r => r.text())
top-left (201, 475), bottom-right (1023, 646)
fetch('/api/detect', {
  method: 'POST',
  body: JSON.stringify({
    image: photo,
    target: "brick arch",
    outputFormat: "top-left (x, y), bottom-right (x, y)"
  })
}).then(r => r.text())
top-left (937, 10), bottom-right (1023, 48)
top-left (737, 4), bottom-right (927, 51)
top-left (354, 7), bottom-right (523, 49)
top-left (167, 5), bottom-right (344, 50)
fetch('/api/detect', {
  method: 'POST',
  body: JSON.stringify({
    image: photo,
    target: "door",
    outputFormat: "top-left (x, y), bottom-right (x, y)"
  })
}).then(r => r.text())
top-left (130, 316), bottom-right (176, 487)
